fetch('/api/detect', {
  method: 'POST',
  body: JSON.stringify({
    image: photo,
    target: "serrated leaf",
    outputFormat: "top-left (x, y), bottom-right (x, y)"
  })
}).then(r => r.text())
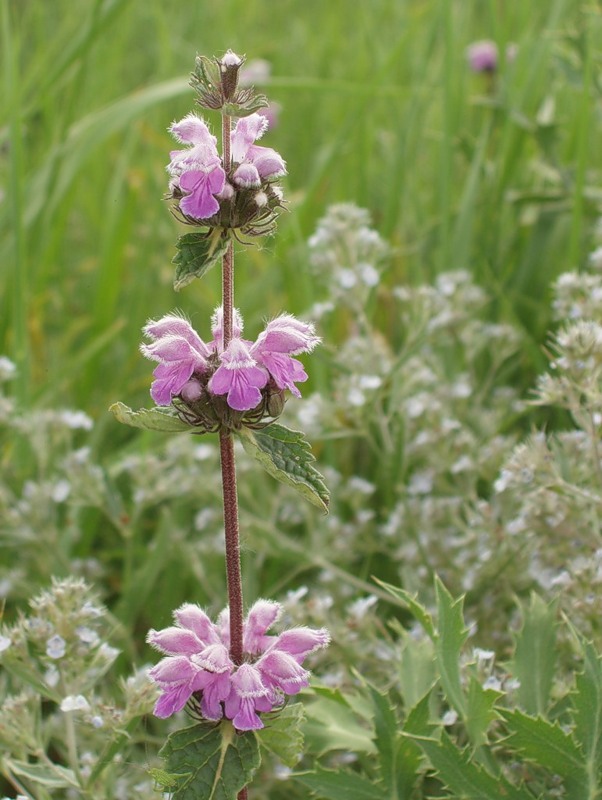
top-left (238, 424), bottom-right (329, 513)
top-left (372, 578), bottom-right (436, 639)
top-left (571, 633), bottom-right (602, 780)
top-left (404, 691), bottom-right (437, 739)
top-left (172, 232), bottom-right (229, 291)
top-left (366, 683), bottom-right (399, 794)
top-left (293, 765), bottom-right (387, 800)
top-left (257, 703), bottom-right (305, 767)
top-left (110, 402), bottom-right (191, 433)
top-left (465, 676), bottom-right (501, 748)
top-left (512, 594), bottom-right (558, 715)
top-left (365, 681), bottom-right (424, 799)
top-left (408, 732), bottom-right (531, 800)
top-left (434, 577), bottom-right (469, 719)
top-left (159, 720), bottom-right (260, 800)
top-left (5, 759), bottom-right (78, 789)
top-left (500, 708), bottom-right (587, 797)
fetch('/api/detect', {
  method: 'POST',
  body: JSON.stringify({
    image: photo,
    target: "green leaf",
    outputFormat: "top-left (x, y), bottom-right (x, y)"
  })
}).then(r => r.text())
top-left (408, 732), bottom-right (531, 800)
top-left (238, 424), bottom-right (329, 513)
top-left (294, 765), bottom-right (387, 800)
top-left (512, 594), bottom-right (558, 715)
top-left (500, 709), bottom-right (587, 797)
top-left (222, 96), bottom-right (269, 117)
top-left (404, 691), bottom-right (437, 739)
top-left (109, 402), bottom-right (191, 433)
top-left (434, 577), bottom-right (469, 719)
top-left (172, 232), bottom-right (230, 291)
top-left (159, 721), bottom-right (260, 800)
top-left (571, 634), bottom-right (602, 783)
top-left (366, 682), bottom-right (399, 794)
top-left (465, 676), bottom-right (501, 748)
top-left (256, 703), bottom-right (305, 768)
top-left (365, 681), bottom-right (425, 799)
top-left (303, 691), bottom-right (376, 756)
top-left (372, 579), bottom-right (436, 639)
top-left (397, 631), bottom-right (437, 710)
top-left (5, 759), bottom-right (78, 789)
top-left (194, 55), bottom-right (221, 90)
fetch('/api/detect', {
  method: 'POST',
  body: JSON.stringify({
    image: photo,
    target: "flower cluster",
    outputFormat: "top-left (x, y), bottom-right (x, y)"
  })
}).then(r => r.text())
top-left (167, 112), bottom-right (286, 234)
top-left (147, 600), bottom-right (330, 731)
top-left (140, 308), bottom-right (319, 429)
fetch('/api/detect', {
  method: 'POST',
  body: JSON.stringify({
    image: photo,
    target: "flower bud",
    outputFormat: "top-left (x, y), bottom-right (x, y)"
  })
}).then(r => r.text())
top-left (220, 50), bottom-right (244, 100)
top-left (180, 378), bottom-right (204, 404)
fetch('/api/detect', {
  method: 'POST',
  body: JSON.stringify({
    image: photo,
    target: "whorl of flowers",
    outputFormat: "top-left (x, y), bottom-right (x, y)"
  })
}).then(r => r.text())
top-left (167, 111), bottom-right (286, 235)
top-left (147, 600), bottom-right (330, 731)
top-left (140, 308), bottom-right (320, 430)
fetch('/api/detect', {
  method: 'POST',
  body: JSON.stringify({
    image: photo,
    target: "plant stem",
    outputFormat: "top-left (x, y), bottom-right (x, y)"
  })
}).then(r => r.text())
top-left (219, 428), bottom-right (244, 667)
top-left (219, 111), bottom-right (245, 671)
top-left (221, 104), bottom-right (248, 800)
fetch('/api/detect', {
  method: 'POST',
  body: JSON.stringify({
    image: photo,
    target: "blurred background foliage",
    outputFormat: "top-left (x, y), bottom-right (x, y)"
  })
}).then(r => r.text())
top-left (2, 0), bottom-right (601, 421)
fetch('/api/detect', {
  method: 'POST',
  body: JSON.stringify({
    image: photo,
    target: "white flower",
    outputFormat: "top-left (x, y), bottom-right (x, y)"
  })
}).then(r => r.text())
top-left (61, 695), bottom-right (91, 712)
top-left (46, 634), bottom-right (67, 659)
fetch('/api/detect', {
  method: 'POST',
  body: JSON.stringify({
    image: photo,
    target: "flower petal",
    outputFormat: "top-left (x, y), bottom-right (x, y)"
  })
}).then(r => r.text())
top-left (270, 627), bottom-right (331, 662)
top-left (170, 114), bottom-right (217, 147)
top-left (246, 144), bottom-right (287, 179)
top-left (243, 599), bottom-right (282, 654)
top-left (153, 684), bottom-right (193, 718)
top-left (146, 627), bottom-right (203, 656)
top-left (231, 114), bottom-right (268, 162)
top-left (148, 655), bottom-right (197, 686)
top-left (174, 604), bottom-right (222, 645)
top-left (256, 650), bottom-right (310, 694)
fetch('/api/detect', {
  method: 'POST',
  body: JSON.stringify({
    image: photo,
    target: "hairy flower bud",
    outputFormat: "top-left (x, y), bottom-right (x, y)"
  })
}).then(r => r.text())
top-left (220, 50), bottom-right (244, 100)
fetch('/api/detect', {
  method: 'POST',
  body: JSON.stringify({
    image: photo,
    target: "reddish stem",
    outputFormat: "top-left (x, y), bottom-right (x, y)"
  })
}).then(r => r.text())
top-left (220, 109), bottom-right (247, 800)
top-left (219, 428), bottom-right (244, 666)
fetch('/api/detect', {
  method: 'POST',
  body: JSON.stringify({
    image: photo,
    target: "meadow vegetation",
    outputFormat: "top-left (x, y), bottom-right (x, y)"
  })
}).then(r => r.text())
top-left (2, 1), bottom-right (602, 798)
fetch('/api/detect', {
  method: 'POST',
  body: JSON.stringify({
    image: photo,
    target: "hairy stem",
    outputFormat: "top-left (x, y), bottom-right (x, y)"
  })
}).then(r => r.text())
top-left (221, 104), bottom-right (248, 800)
top-left (219, 429), bottom-right (244, 666)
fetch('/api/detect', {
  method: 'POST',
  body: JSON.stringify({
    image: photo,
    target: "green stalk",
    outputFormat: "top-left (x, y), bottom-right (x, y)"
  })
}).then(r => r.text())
top-left (2, 2), bottom-right (29, 405)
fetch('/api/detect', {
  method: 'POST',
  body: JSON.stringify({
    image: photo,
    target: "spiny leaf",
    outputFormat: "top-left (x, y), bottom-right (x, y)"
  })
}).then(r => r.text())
top-left (372, 578), bottom-right (436, 638)
top-left (238, 424), bottom-right (329, 513)
top-left (109, 402), bottom-right (191, 433)
top-left (434, 577), bottom-right (469, 719)
top-left (500, 708), bottom-right (587, 797)
top-left (570, 631), bottom-right (602, 780)
top-left (159, 721), bottom-right (260, 800)
top-left (406, 732), bottom-right (532, 800)
top-left (256, 703), bottom-right (305, 768)
top-left (172, 232), bottom-right (230, 291)
top-left (465, 676), bottom-right (501, 748)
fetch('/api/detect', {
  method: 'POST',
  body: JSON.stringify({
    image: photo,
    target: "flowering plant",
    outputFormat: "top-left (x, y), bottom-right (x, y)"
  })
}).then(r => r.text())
top-left (111, 50), bottom-right (330, 799)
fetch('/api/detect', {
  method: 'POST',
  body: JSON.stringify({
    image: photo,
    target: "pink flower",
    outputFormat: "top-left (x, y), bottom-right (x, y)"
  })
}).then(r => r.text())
top-left (208, 338), bottom-right (268, 411)
top-left (466, 40), bottom-right (498, 72)
top-left (230, 114), bottom-right (286, 188)
top-left (140, 314), bottom-right (212, 406)
top-left (141, 309), bottom-right (319, 412)
top-left (251, 315), bottom-right (320, 398)
top-left (167, 114), bottom-right (226, 219)
top-left (147, 600), bottom-right (330, 730)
